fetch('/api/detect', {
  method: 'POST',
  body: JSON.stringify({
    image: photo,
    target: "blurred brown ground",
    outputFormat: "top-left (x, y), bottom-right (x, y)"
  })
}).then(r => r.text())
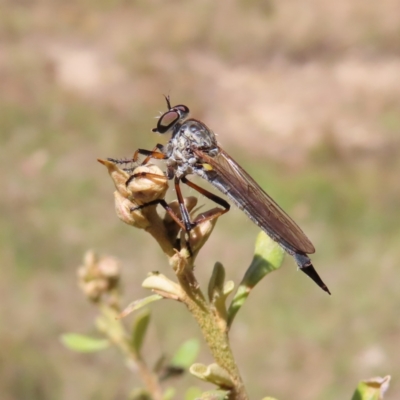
top-left (1, 1), bottom-right (400, 399)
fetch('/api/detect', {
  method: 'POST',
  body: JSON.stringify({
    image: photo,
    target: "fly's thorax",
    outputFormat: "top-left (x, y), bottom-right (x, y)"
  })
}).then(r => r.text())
top-left (165, 118), bottom-right (219, 177)
top-left (180, 119), bottom-right (218, 150)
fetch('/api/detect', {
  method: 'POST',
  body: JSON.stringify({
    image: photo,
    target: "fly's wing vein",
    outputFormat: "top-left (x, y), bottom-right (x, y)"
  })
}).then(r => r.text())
top-left (194, 148), bottom-right (315, 254)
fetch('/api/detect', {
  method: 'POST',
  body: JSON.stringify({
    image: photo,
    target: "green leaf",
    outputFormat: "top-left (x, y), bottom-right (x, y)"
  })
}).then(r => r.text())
top-left (119, 294), bottom-right (163, 319)
top-left (227, 231), bottom-right (284, 327)
top-left (351, 376), bottom-right (391, 400)
top-left (171, 338), bottom-right (200, 368)
top-left (241, 231), bottom-right (285, 288)
top-left (131, 309), bottom-right (151, 353)
top-left (60, 333), bottom-right (109, 353)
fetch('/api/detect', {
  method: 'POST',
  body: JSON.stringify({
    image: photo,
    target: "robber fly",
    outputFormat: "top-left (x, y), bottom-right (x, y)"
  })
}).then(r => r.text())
top-left (126, 97), bottom-right (330, 294)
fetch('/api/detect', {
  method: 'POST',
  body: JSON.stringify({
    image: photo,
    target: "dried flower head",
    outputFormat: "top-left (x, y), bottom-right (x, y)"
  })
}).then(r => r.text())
top-left (99, 158), bottom-right (222, 261)
top-left (78, 250), bottom-right (121, 304)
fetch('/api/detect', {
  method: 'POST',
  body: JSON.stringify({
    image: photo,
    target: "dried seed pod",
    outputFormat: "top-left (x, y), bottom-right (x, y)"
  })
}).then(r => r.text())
top-left (126, 164), bottom-right (168, 205)
top-left (98, 159), bottom-right (131, 198)
top-left (114, 191), bottom-right (150, 229)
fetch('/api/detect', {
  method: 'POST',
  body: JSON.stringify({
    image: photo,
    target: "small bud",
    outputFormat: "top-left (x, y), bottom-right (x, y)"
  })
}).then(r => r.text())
top-left (142, 273), bottom-right (182, 300)
top-left (83, 250), bottom-right (97, 268)
top-left (97, 255), bottom-right (120, 291)
top-left (81, 279), bottom-right (108, 302)
top-left (189, 363), bottom-right (233, 388)
top-left (353, 376), bottom-right (391, 400)
top-left (78, 252), bottom-right (121, 303)
top-left (97, 256), bottom-right (120, 279)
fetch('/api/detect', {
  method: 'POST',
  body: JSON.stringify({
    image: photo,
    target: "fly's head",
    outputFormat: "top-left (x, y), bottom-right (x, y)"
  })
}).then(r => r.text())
top-left (152, 97), bottom-right (218, 170)
top-left (152, 95), bottom-right (190, 134)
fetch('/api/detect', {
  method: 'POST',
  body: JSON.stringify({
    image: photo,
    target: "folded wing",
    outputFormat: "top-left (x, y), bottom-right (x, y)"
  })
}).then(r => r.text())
top-left (194, 148), bottom-right (315, 254)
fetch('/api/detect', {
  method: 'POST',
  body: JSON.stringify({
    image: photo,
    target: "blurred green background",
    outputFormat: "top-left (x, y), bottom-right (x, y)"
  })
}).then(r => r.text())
top-left (1, 0), bottom-right (400, 399)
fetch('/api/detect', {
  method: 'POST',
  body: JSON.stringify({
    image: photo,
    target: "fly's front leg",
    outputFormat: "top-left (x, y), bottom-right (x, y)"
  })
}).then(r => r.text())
top-left (125, 146), bottom-right (168, 186)
top-left (108, 144), bottom-right (165, 172)
top-left (133, 144), bottom-right (165, 165)
top-left (107, 157), bottom-right (134, 165)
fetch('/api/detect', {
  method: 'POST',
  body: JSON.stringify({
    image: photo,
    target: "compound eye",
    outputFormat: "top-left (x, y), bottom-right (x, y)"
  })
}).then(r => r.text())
top-left (172, 104), bottom-right (190, 118)
top-left (152, 110), bottom-right (180, 133)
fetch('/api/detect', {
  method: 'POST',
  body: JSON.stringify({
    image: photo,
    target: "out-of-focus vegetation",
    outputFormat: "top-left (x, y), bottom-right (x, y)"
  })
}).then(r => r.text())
top-left (1, 0), bottom-right (400, 399)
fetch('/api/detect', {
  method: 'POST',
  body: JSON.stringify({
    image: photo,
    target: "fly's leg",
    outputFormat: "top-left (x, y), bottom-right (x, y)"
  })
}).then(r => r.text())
top-left (125, 171), bottom-right (167, 187)
top-left (173, 177), bottom-right (195, 255)
top-left (173, 176), bottom-right (230, 230)
top-left (108, 144), bottom-right (165, 173)
top-left (174, 176), bottom-right (231, 231)
top-left (174, 177), bottom-right (195, 232)
top-left (173, 176), bottom-right (231, 256)
top-left (181, 176), bottom-right (230, 226)
top-left (134, 144), bottom-right (165, 165)
top-left (107, 157), bottom-right (134, 165)
top-left (130, 199), bottom-right (186, 231)
top-left (125, 145), bottom-right (168, 186)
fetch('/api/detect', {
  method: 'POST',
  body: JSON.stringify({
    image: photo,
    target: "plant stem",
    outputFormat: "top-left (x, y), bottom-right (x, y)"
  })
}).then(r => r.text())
top-left (127, 354), bottom-right (164, 400)
top-left (176, 260), bottom-right (248, 400)
top-left (99, 305), bottom-right (164, 400)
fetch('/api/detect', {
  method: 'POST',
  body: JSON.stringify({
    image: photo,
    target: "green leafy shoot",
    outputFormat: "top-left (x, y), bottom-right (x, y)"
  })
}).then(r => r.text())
top-left (227, 231), bottom-right (284, 327)
top-left (351, 376), bottom-right (391, 400)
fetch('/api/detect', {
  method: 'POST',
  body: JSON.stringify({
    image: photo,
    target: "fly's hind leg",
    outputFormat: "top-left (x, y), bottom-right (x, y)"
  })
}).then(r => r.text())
top-left (180, 176), bottom-right (231, 227)
top-left (172, 176), bottom-right (231, 257)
